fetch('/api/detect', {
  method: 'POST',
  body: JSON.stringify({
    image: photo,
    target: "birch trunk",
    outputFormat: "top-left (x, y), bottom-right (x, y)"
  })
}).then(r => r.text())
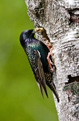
top-left (25, 0), bottom-right (79, 121)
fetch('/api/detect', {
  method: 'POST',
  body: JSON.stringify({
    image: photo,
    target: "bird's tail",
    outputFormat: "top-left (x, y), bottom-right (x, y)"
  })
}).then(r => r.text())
top-left (46, 80), bottom-right (59, 102)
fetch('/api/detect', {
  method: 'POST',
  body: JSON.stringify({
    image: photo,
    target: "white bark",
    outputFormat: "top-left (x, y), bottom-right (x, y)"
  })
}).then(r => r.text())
top-left (25, 0), bottom-right (79, 121)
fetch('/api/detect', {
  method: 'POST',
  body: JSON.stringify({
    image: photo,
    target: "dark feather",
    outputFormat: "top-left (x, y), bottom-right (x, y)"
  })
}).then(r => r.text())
top-left (34, 50), bottom-right (48, 97)
top-left (25, 47), bottom-right (48, 97)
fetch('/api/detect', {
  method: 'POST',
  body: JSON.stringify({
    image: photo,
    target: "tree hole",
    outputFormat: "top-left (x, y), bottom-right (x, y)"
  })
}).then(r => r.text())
top-left (66, 75), bottom-right (79, 84)
top-left (68, 9), bottom-right (79, 24)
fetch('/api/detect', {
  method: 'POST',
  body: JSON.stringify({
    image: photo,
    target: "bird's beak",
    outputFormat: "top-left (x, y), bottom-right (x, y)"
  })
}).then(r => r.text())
top-left (33, 28), bottom-right (44, 33)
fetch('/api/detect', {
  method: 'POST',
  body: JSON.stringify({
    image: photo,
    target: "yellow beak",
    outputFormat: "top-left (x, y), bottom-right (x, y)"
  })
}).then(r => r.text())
top-left (34, 27), bottom-right (44, 33)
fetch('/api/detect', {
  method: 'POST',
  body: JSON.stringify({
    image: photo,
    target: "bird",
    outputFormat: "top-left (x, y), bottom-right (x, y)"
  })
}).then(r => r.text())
top-left (20, 28), bottom-right (59, 102)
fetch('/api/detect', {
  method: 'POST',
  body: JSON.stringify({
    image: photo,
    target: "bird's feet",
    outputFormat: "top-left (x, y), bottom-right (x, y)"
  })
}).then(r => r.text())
top-left (47, 51), bottom-right (53, 72)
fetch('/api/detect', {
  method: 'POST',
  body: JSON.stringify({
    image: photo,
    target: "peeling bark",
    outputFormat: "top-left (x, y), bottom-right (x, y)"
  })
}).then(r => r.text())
top-left (25, 0), bottom-right (79, 121)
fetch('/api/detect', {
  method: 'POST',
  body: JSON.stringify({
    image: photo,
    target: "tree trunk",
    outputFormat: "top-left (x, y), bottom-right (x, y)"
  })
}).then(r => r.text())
top-left (25, 0), bottom-right (79, 121)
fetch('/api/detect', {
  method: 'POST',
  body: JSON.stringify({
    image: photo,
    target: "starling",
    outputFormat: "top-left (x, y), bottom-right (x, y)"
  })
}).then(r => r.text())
top-left (20, 28), bottom-right (59, 102)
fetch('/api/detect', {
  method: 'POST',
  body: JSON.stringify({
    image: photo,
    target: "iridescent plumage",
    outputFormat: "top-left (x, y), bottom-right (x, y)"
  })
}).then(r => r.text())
top-left (20, 29), bottom-right (59, 102)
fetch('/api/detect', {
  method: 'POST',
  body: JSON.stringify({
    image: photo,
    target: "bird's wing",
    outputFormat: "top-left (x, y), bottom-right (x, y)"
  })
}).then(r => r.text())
top-left (25, 47), bottom-right (48, 97)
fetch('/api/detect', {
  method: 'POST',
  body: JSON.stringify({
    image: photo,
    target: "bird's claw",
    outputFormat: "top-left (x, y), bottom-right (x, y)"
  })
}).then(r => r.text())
top-left (47, 52), bottom-right (53, 72)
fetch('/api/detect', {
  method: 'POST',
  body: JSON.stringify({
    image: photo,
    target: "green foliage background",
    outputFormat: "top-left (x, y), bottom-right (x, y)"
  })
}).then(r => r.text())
top-left (0, 0), bottom-right (58, 121)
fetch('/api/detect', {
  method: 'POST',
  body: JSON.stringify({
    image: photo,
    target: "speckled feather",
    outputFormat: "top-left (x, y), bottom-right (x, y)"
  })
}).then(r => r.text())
top-left (20, 29), bottom-right (59, 102)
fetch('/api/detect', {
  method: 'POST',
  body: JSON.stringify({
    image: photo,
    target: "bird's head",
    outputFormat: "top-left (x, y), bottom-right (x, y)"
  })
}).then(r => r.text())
top-left (20, 28), bottom-right (44, 47)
